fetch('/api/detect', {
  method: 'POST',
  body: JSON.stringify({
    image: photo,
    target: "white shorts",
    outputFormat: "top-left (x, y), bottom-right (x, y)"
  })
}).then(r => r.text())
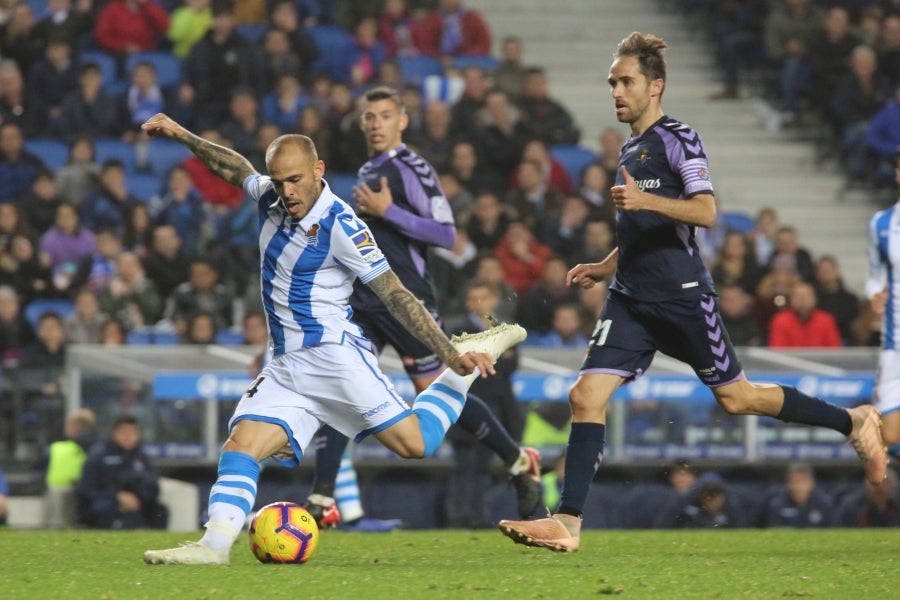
top-left (229, 339), bottom-right (412, 466)
top-left (875, 350), bottom-right (900, 417)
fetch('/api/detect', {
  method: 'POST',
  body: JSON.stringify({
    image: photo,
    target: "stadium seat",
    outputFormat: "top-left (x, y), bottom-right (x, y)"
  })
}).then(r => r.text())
top-left (126, 52), bottom-right (182, 89)
top-left (94, 138), bottom-right (137, 173)
top-left (421, 74), bottom-right (465, 105)
top-left (79, 51), bottom-right (120, 91)
top-left (127, 173), bottom-right (163, 201)
top-left (127, 329), bottom-right (154, 345)
top-left (147, 139), bottom-right (191, 178)
top-left (236, 23), bottom-right (269, 44)
top-left (397, 55), bottom-right (443, 85)
top-left (24, 138), bottom-right (69, 173)
top-left (720, 211), bottom-right (755, 234)
top-left (24, 298), bottom-right (75, 329)
top-left (450, 55), bottom-right (499, 72)
top-left (326, 172), bottom-right (357, 202)
top-left (307, 25), bottom-right (354, 80)
top-left (214, 330), bottom-right (245, 345)
top-left (549, 144), bottom-right (597, 183)
top-left (24, 0), bottom-right (47, 19)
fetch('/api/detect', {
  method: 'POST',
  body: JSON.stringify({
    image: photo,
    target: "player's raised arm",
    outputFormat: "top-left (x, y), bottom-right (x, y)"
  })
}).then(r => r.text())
top-left (366, 269), bottom-right (495, 377)
top-left (141, 113), bottom-right (256, 188)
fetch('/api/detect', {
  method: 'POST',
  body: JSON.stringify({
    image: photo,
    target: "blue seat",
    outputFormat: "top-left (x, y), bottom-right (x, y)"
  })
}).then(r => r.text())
top-left (450, 54), bottom-right (498, 72)
top-left (215, 330), bottom-right (246, 345)
top-left (94, 138), bottom-right (137, 173)
top-left (126, 52), bottom-right (182, 89)
top-left (126, 329), bottom-right (154, 345)
top-left (720, 211), bottom-right (755, 234)
top-left (24, 299), bottom-right (75, 329)
top-left (147, 139), bottom-right (191, 178)
top-left (236, 23), bottom-right (269, 44)
top-left (24, 138), bottom-right (69, 173)
top-left (24, 0), bottom-right (47, 19)
top-left (549, 144), bottom-right (597, 183)
top-left (326, 172), bottom-right (357, 202)
top-left (127, 173), bottom-right (163, 201)
top-left (307, 25), bottom-right (354, 80)
top-left (79, 51), bottom-right (119, 91)
top-left (397, 55), bottom-right (443, 85)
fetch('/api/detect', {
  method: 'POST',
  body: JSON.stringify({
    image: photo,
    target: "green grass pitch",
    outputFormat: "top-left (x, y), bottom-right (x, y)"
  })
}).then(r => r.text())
top-left (2, 529), bottom-right (898, 599)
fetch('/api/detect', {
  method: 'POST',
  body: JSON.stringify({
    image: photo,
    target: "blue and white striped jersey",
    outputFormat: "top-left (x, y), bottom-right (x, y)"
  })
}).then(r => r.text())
top-left (244, 174), bottom-right (390, 357)
top-left (867, 202), bottom-right (900, 351)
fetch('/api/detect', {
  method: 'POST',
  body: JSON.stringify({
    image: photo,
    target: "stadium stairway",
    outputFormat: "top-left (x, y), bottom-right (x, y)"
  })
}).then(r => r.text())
top-left (471, 0), bottom-right (874, 292)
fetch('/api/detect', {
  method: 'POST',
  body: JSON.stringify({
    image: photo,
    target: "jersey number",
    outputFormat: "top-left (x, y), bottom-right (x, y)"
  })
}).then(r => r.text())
top-left (591, 320), bottom-right (612, 347)
top-left (246, 376), bottom-right (265, 398)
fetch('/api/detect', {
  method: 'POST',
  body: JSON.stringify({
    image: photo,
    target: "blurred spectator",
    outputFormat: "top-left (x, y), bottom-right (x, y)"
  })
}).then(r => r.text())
top-left (83, 228), bottom-right (125, 293)
top-left (718, 284), bottom-right (764, 346)
top-left (0, 3), bottom-right (43, 74)
top-left (0, 201), bottom-right (29, 246)
top-left (98, 251), bottom-right (162, 330)
top-left (122, 202), bottom-right (154, 259)
top-left (182, 129), bottom-right (245, 209)
top-left (149, 165), bottom-right (209, 255)
top-left (597, 126), bottom-right (625, 184)
top-left (101, 317), bottom-right (128, 346)
top-left (450, 66), bottom-right (490, 141)
top-left (430, 226), bottom-right (478, 320)
top-left (252, 27), bottom-right (304, 97)
top-left (570, 219), bottom-right (616, 270)
top-left (26, 35), bottom-right (79, 124)
top-left (0, 465), bottom-right (6, 525)
top-left (331, 85), bottom-right (368, 172)
top-left (875, 14), bottom-right (900, 87)
top-left (247, 122), bottom-right (282, 171)
top-left (65, 287), bottom-right (108, 343)
top-left (0, 121), bottom-right (46, 202)
top-left (342, 16), bottom-right (386, 88)
top-left (40, 202), bottom-right (97, 290)
top-left (516, 255), bottom-right (579, 334)
top-left (754, 253), bottom-right (800, 331)
top-left (494, 35), bottom-right (529, 99)
top-left (711, 230), bottom-right (761, 295)
top-left (506, 159), bottom-right (565, 232)
top-left (163, 258), bottom-right (232, 334)
top-left (167, 0), bottom-right (213, 59)
top-left (0, 285), bottom-right (34, 366)
top-left (79, 159), bottom-right (141, 235)
top-left (437, 170), bottom-right (473, 224)
top-left (578, 163), bottom-right (614, 222)
top-left (57, 62), bottom-right (120, 143)
top-left (19, 311), bottom-right (68, 437)
top-left (76, 414), bottom-right (168, 529)
top-left (517, 68), bottom-right (580, 146)
top-left (813, 255), bottom-right (860, 345)
top-left (762, 462), bottom-right (833, 528)
top-left (36, 406), bottom-right (97, 528)
top-left (578, 279), bottom-right (608, 324)
top-left (768, 281), bottom-right (842, 347)
top-left (377, 0), bottom-right (440, 58)
top-left (668, 474), bottom-right (744, 528)
top-left (465, 190), bottom-right (511, 252)
top-left (763, 0), bottom-right (824, 125)
top-left (748, 206), bottom-right (779, 266)
top-left (864, 83), bottom-right (900, 188)
top-left (260, 74), bottom-right (308, 135)
top-left (517, 138), bottom-right (573, 195)
top-left (93, 0), bottom-right (170, 57)
top-left (415, 100), bottom-right (454, 171)
top-left (142, 225), bottom-right (191, 300)
top-left (526, 303), bottom-right (590, 348)
top-left (267, 0), bottom-right (319, 78)
top-left (296, 105), bottom-right (333, 164)
top-left (837, 469), bottom-right (900, 527)
top-left (764, 225), bottom-right (815, 283)
top-left (33, 0), bottom-right (94, 51)
top-left (450, 139), bottom-right (502, 195)
top-left (56, 137), bottom-right (102, 206)
top-left (472, 253), bottom-right (517, 322)
top-left (221, 87), bottom-right (262, 157)
top-left (543, 195), bottom-right (590, 259)
top-left (183, 1), bottom-right (253, 129)
top-left (478, 89), bottom-right (531, 182)
top-left (437, 0), bottom-right (491, 61)
top-left (182, 310), bottom-right (218, 344)
top-left (708, 0), bottom-right (768, 100)
top-left (121, 61), bottom-right (166, 141)
top-left (495, 220), bottom-right (553, 295)
top-left (376, 57), bottom-right (403, 88)
top-left (241, 310), bottom-right (267, 345)
top-left (806, 6), bottom-right (861, 119)
top-left (20, 170), bottom-right (63, 236)
top-left (0, 233), bottom-right (53, 304)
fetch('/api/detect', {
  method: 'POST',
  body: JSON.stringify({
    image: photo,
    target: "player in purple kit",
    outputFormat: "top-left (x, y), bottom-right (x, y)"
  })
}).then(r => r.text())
top-left (303, 86), bottom-right (542, 528)
top-left (498, 32), bottom-right (887, 553)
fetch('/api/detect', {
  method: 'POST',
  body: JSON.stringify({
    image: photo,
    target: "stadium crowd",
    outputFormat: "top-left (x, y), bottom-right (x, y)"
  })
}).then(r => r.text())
top-left (0, 0), bottom-right (897, 500)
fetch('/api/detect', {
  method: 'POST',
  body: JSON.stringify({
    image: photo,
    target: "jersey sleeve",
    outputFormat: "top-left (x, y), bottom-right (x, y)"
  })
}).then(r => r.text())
top-left (243, 173), bottom-right (276, 205)
top-left (662, 124), bottom-right (715, 198)
top-left (331, 209), bottom-right (391, 283)
top-left (866, 210), bottom-right (887, 299)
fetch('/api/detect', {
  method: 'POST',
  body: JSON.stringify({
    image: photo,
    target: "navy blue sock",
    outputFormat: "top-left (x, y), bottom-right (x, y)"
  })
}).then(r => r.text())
top-left (311, 425), bottom-right (351, 497)
top-left (557, 423), bottom-right (605, 517)
top-left (777, 385), bottom-right (852, 436)
top-left (457, 393), bottom-right (521, 465)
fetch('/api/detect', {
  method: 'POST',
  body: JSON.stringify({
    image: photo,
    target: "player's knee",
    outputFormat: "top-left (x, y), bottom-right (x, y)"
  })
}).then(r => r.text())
top-left (568, 385), bottom-right (606, 418)
top-left (394, 437), bottom-right (426, 459)
top-left (716, 391), bottom-right (750, 415)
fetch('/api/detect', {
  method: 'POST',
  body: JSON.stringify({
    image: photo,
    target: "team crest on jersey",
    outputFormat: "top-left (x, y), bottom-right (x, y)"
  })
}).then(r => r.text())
top-left (697, 166), bottom-right (710, 181)
top-left (306, 223), bottom-right (320, 245)
top-left (639, 148), bottom-right (651, 164)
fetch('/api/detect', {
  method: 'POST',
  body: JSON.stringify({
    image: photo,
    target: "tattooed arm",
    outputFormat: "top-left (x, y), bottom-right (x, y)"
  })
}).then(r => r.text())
top-left (366, 270), bottom-right (494, 377)
top-left (140, 113), bottom-right (256, 187)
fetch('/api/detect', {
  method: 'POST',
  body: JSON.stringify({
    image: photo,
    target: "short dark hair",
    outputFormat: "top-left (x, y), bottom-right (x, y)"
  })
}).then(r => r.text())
top-left (364, 85), bottom-right (404, 111)
top-left (113, 414), bottom-right (139, 429)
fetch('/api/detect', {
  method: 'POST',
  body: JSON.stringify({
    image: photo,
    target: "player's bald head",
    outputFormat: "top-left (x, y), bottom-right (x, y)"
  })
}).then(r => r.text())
top-left (266, 134), bottom-right (318, 167)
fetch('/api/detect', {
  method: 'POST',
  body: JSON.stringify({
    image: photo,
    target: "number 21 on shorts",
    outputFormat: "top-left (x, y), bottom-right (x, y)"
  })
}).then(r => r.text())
top-left (590, 320), bottom-right (612, 347)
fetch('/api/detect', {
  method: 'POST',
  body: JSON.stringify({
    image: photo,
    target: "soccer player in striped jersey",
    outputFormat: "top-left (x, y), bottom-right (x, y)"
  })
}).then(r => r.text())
top-left (139, 112), bottom-right (526, 565)
top-left (498, 32), bottom-right (887, 553)
top-left (303, 86), bottom-right (543, 530)
top-left (867, 151), bottom-right (900, 459)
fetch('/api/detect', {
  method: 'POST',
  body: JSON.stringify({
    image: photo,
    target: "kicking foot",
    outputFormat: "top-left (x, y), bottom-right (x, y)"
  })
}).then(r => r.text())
top-left (451, 322), bottom-right (527, 362)
top-left (510, 447), bottom-right (543, 518)
top-left (498, 513), bottom-right (581, 553)
top-left (847, 404), bottom-right (889, 485)
top-left (144, 542), bottom-right (230, 565)
top-left (304, 494), bottom-right (341, 529)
